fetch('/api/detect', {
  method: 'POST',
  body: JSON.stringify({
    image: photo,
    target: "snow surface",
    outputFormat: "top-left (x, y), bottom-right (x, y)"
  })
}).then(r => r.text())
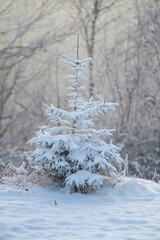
top-left (0, 178), bottom-right (160, 240)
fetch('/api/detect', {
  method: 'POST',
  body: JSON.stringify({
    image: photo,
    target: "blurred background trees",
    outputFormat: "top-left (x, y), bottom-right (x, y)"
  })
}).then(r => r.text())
top-left (0, 0), bottom-right (159, 179)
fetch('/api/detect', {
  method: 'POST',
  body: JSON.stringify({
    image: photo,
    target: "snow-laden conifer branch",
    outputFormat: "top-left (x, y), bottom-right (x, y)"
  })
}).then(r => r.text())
top-left (62, 55), bottom-right (92, 65)
top-left (67, 86), bottom-right (86, 92)
top-left (76, 119), bottom-right (95, 128)
top-left (61, 59), bottom-right (89, 71)
top-left (45, 104), bottom-right (70, 118)
top-left (47, 126), bottom-right (73, 134)
top-left (66, 73), bottom-right (87, 80)
top-left (76, 128), bottom-right (113, 137)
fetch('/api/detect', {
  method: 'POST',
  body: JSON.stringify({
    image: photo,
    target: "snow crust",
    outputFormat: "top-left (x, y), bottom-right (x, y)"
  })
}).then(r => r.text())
top-left (0, 178), bottom-right (160, 240)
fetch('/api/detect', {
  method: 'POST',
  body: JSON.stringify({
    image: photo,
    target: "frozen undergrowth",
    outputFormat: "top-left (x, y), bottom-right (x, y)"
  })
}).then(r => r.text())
top-left (0, 177), bottom-right (160, 240)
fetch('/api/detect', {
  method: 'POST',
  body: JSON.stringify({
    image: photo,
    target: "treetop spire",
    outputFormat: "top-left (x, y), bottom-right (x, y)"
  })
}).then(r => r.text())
top-left (77, 32), bottom-right (79, 60)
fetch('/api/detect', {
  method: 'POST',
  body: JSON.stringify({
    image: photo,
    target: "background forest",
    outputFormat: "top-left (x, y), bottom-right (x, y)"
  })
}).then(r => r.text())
top-left (0, 0), bottom-right (160, 180)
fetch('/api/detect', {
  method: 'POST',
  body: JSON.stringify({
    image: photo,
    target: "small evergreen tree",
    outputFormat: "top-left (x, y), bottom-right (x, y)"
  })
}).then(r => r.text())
top-left (29, 34), bottom-right (124, 193)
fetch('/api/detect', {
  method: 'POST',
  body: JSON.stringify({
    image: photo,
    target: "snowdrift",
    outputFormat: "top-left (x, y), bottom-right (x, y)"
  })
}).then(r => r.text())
top-left (0, 177), bottom-right (160, 240)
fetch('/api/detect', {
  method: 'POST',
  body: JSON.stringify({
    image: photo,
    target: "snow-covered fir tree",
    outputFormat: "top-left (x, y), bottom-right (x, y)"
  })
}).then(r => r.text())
top-left (29, 33), bottom-right (124, 193)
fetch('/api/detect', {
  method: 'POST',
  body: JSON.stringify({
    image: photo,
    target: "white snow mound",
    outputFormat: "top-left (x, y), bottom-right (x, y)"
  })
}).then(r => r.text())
top-left (0, 177), bottom-right (160, 240)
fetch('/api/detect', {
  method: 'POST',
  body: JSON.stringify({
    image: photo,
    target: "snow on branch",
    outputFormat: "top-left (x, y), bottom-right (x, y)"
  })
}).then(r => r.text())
top-left (66, 73), bottom-right (87, 80)
top-left (65, 170), bottom-right (104, 192)
top-left (47, 126), bottom-right (73, 134)
top-left (45, 104), bottom-right (70, 118)
top-left (77, 128), bottom-right (113, 137)
top-left (62, 55), bottom-right (92, 65)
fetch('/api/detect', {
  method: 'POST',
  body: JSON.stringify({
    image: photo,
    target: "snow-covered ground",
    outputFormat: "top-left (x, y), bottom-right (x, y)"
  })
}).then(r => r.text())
top-left (0, 178), bottom-right (160, 240)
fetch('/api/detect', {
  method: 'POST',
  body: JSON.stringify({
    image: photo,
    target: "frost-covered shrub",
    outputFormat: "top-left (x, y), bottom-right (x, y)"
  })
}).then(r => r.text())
top-left (117, 135), bottom-right (160, 180)
top-left (130, 153), bottom-right (160, 180)
top-left (29, 34), bottom-right (124, 193)
top-left (0, 148), bottom-right (35, 188)
top-left (0, 154), bottom-right (54, 189)
top-left (0, 148), bottom-right (17, 174)
top-left (0, 148), bottom-right (29, 175)
top-left (0, 161), bottom-right (29, 189)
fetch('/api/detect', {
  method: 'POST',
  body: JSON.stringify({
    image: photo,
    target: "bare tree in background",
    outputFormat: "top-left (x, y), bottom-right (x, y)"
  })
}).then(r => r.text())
top-left (100, 0), bottom-right (160, 178)
top-left (66, 0), bottom-right (119, 97)
top-left (0, 0), bottom-right (72, 149)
